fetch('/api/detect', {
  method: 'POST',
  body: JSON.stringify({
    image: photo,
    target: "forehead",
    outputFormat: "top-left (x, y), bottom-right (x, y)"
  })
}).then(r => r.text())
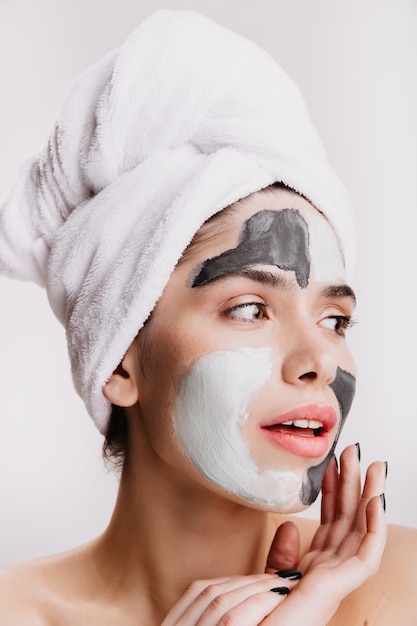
top-left (188, 188), bottom-right (346, 285)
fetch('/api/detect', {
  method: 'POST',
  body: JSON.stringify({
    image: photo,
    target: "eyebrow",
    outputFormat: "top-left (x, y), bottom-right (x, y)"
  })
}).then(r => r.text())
top-left (320, 284), bottom-right (357, 306)
top-left (191, 267), bottom-right (298, 293)
top-left (192, 266), bottom-right (357, 305)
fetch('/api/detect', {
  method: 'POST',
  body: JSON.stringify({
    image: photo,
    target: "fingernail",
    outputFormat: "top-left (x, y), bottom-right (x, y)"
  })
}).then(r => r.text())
top-left (384, 461), bottom-right (388, 478)
top-left (270, 586), bottom-right (290, 595)
top-left (355, 442), bottom-right (361, 461)
top-left (380, 493), bottom-right (386, 512)
top-left (333, 453), bottom-right (339, 471)
top-left (275, 569), bottom-right (302, 580)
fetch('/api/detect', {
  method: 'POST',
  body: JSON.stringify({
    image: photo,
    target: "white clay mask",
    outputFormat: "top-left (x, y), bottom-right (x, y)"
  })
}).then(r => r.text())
top-left (307, 210), bottom-right (345, 284)
top-left (173, 347), bottom-right (302, 511)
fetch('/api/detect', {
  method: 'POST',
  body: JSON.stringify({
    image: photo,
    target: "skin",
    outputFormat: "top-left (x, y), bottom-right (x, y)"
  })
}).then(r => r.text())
top-left (129, 194), bottom-right (355, 510)
top-left (171, 202), bottom-right (355, 512)
top-left (0, 187), bottom-right (416, 625)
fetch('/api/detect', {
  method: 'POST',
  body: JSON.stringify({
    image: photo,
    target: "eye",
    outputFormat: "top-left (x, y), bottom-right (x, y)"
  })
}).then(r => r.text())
top-left (320, 315), bottom-right (353, 336)
top-left (226, 302), bottom-right (267, 322)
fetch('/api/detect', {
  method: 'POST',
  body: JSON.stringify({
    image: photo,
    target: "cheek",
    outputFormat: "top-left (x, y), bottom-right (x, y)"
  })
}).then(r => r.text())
top-left (136, 328), bottom-right (189, 448)
top-left (173, 347), bottom-right (273, 472)
top-left (173, 347), bottom-right (305, 512)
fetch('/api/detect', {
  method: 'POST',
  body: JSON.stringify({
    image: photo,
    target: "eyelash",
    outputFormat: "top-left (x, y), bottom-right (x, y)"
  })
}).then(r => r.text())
top-left (324, 315), bottom-right (357, 337)
top-left (225, 303), bottom-right (357, 336)
top-left (226, 301), bottom-right (268, 322)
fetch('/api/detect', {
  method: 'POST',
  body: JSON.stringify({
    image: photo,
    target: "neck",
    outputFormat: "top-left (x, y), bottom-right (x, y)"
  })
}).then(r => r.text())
top-left (93, 448), bottom-right (283, 622)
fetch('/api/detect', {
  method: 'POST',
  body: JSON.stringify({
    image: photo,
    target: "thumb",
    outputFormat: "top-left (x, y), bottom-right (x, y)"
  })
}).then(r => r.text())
top-left (265, 521), bottom-right (301, 573)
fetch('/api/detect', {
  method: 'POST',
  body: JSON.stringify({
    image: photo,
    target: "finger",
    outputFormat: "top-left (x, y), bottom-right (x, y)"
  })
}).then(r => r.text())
top-left (173, 575), bottom-right (293, 625)
top-left (352, 460), bottom-right (387, 534)
top-left (265, 521), bottom-right (300, 573)
top-left (313, 444), bottom-right (361, 553)
top-left (320, 455), bottom-right (339, 525)
top-left (196, 585), bottom-right (291, 626)
top-left (161, 576), bottom-right (236, 625)
top-left (336, 444), bottom-right (362, 521)
top-left (214, 590), bottom-right (288, 626)
top-left (354, 493), bottom-right (387, 575)
top-left (335, 461), bottom-right (386, 560)
top-left (308, 457), bottom-right (339, 553)
top-left (310, 445), bottom-right (360, 553)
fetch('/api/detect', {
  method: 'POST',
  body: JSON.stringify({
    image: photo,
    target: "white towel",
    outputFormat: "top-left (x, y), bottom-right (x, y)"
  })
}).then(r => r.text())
top-left (0, 10), bottom-right (355, 434)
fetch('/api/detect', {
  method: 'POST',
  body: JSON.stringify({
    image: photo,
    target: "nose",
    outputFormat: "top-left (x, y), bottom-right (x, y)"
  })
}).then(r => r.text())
top-left (280, 326), bottom-right (337, 387)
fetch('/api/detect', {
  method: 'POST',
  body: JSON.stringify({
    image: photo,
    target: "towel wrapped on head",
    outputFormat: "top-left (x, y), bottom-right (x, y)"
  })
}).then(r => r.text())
top-left (0, 10), bottom-right (355, 434)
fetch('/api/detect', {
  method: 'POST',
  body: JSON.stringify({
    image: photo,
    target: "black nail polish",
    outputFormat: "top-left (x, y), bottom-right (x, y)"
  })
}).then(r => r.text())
top-left (380, 493), bottom-right (386, 512)
top-left (384, 461), bottom-right (388, 478)
top-left (275, 569), bottom-right (302, 580)
top-left (355, 442), bottom-right (361, 462)
top-left (333, 453), bottom-right (339, 471)
top-left (270, 586), bottom-right (290, 595)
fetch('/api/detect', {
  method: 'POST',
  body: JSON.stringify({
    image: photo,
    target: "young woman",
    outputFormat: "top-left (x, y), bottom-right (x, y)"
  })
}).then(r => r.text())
top-left (0, 10), bottom-right (416, 625)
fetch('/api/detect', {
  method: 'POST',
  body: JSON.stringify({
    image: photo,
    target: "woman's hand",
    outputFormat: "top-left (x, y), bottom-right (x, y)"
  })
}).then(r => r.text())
top-left (160, 572), bottom-right (299, 626)
top-left (262, 444), bottom-right (387, 625)
top-left (162, 444), bottom-right (387, 625)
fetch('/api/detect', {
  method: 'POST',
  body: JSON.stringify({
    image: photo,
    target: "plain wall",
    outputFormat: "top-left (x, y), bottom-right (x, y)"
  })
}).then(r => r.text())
top-left (1, 0), bottom-right (416, 565)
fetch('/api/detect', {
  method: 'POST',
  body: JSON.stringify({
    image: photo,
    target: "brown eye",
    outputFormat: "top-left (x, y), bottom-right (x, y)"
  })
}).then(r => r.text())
top-left (320, 316), bottom-right (352, 336)
top-left (227, 302), bottom-right (267, 321)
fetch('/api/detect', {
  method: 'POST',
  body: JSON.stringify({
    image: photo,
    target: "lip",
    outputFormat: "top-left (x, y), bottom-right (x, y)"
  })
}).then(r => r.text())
top-left (261, 404), bottom-right (338, 458)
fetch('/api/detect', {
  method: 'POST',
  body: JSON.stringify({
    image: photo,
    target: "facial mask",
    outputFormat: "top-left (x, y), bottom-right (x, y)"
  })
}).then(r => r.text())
top-left (177, 207), bottom-right (353, 510)
top-left (174, 348), bottom-right (355, 511)
top-left (301, 367), bottom-right (356, 504)
top-left (192, 209), bottom-right (310, 289)
top-left (307, 210), bottom-right (345, 283)
top-left (192, 208), bottom-right (345, 290)
top-left (174, 347), bottom-right (303, 511)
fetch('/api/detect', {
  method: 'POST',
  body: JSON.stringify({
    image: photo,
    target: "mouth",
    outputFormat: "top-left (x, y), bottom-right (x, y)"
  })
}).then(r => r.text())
top-left (261, 404), bottom-right (338, 458)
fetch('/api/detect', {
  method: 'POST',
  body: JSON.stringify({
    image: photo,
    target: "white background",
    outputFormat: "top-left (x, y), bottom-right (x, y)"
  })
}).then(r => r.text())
top-left (0, 0), bottom-right (416, 566)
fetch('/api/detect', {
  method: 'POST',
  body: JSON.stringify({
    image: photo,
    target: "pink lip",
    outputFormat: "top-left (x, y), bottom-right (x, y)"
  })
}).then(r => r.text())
top-left (261, 404), bottom-right (338, 458)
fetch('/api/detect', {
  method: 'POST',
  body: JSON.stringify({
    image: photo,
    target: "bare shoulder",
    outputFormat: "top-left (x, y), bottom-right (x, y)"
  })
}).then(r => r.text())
top-left (0, 541), bottom-right (135, 626)
top-left (371, 524), bottom-right (417, 622)
top-left (0, 561), bottom-right (53, 625)
top-left (0, 543), bottom-right (101, 626)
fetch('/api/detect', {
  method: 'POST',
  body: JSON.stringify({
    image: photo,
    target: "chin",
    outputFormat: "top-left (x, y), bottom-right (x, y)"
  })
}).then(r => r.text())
top-left (199, 467), bottom-right (304, 513)
top-left (218, 489), bottom-right (309, 515)
top-left (199, 460), bottom-right (327, 515)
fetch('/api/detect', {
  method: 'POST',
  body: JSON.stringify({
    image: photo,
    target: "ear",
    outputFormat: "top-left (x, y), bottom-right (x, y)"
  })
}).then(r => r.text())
top-left (102, 342), bottom-right (139, 407)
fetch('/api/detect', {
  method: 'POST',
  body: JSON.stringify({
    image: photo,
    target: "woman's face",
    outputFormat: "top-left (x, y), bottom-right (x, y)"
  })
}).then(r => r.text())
top-left (131, 188), bottom-right (356, 513)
